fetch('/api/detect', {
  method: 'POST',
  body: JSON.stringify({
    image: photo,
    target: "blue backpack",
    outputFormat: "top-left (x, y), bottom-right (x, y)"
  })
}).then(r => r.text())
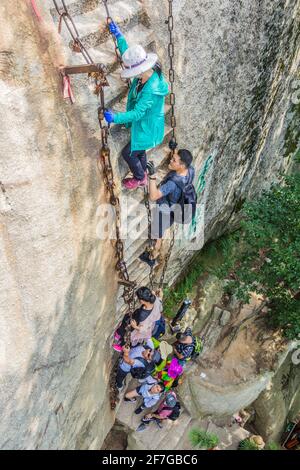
top-left (163, 167), bottom-right (197, 224)
top-left (152, 316), bottom-right (166, 339)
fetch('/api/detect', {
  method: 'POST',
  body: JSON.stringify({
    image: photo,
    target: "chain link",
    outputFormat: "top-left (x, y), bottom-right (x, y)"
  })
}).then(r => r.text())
top-left (154, 0), bottom-right (176, 288)
top-left (100, 0), bottom-right (136, 407)
top-left (142, 0), bottom-right (177, 290)
top-left (103, 2), bottom-right (124, 69)
top-left (159, 227), bottom-right (175, 288)
top-left (52, 0), bottom-right (94, 63)
top-left (143, 187), bottom-right (156, 290)
top-left (102, 0), bottom-right (131, 88)
top-left (100, 0), bottom-right (136, 342)
top-left (166, 0), bottom-right (177, 152)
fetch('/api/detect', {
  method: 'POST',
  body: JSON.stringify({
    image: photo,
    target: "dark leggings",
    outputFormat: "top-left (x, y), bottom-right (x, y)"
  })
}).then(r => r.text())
top-left (116, 367), bottom-right (128, 388)
top-left (122, 142), bottom-right (147, 180)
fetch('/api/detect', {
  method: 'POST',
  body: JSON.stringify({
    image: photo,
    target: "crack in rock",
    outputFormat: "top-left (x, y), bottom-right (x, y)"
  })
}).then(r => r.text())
top-left (33, 354), bottom-right (78, 373)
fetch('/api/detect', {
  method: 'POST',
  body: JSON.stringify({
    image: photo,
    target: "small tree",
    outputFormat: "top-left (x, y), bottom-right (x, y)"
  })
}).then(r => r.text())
top-left (215, 174), bottom-right (300, 340)
top-left (189, 427), bottom-right (219, 449)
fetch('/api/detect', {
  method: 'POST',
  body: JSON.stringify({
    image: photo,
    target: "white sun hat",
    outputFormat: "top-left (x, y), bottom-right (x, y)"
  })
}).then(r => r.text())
top-left (120, 44), bottom-right (158, 79)
top-left (159, 341), bottom-right (173, 360)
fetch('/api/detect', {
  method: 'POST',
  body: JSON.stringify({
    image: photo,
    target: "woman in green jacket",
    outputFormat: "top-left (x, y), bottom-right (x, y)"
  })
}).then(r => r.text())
top-left (104, 21), bottom-right (169, 190)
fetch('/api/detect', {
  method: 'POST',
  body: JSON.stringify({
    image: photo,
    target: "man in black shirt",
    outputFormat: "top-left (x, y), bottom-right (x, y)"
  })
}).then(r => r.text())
top-left (139, 149), bottom-right (194, 267)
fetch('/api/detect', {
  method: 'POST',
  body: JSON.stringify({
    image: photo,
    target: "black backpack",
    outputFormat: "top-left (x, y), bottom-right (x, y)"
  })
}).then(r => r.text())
top-left (130, 357), bottom-right (155, 380)
top-left (163, 167), bottom-right (197, 224)
top-left (162, 402), bottom-right (181, 421)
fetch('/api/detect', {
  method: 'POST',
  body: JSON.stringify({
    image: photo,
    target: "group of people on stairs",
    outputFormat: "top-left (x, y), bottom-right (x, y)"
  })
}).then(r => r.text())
top-left (113, 286), bottom-right (199, 432)
top-left (105, 20), bottom-right (197, 266)
top-left (105, 19), bottom-right (200, 430)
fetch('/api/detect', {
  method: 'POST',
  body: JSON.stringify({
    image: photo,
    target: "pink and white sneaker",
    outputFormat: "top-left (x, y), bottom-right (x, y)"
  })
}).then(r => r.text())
top-left (122, 173), bottom-right (147, 190)
top-left (112, 343), bottom-right (123, 353)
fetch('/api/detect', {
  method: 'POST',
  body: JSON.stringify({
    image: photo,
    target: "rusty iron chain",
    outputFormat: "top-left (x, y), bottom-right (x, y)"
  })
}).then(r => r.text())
top-left (142, 0), bottom-right (177, 290)
top-left (102, 1), bottom-right (124, 70)
top-left (159, 227), bottom-right (175, 288)
top-left (53, 0), bottom-right (136, 408)
top-left (100, 0), bottom-right (137, 408)
top-left (96, 48), bottom-right (135, 411)
top-left (108, 356), bottom-right (121, 410)
top-left (154, 0), bottom-right (177, 288)
top-left (166, 0), bottom-right (177, 153)
top-left (52, 0), bottom-right (94, 63)
top-left (101, 0), bottom-right (136, 344)
top-left (102, 0), bottom-right (131, 88)
top-left (143, 187), bottom-right (156, 290)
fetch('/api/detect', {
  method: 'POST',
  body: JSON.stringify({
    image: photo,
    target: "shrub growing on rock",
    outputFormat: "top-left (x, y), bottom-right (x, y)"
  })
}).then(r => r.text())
top-left (238, 439), bottom-right (260, 450)
top-left (215, 174), bottom-right (300, 340)
top-left (189, 427), bottom-right (219, 449)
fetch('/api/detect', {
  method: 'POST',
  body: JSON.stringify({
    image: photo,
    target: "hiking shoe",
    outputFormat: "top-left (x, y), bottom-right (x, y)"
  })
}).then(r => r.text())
top-left (134, 405), bottom-right (145, 415)
top-left (122, 173), bottom-right (147, 190)
top-left (112, 343), bottom-right (123, 353)
top-left (116, 383), bottom-right (125, 392)
top-left (136, 423), bottom-right (147, 432)
top-left (124, 397), bottom-right (137, 403)
top-left (142, 417), bottom-right (152, 423)
top-left (139, 251), bottom-right (156, 268)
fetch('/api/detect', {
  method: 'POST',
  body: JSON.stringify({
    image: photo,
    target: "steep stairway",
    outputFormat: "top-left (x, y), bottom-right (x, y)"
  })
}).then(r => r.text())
top-left (50, 0), bottom-right (175, 316)
top-left (115, 377), bottom-right (250, 450)
top-left (126, 409), bottom-right (192, 451)
top-left (49, 3), bottom-right (196, 447)
top-left (114, 377), bottom-right (193, 450)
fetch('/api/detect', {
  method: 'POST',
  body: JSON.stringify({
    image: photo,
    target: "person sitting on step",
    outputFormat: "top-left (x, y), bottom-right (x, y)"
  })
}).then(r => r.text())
top-left (104, 20), bottom-right (169, 191)
top-left (116, 342), bottom-right (160, 391)
top-left (113, 287), bottom-right (164, 352)
top-left (136, 391), bottom-right (179, 432)
top-left (139, 149), bottom-right (194, 267)
top-left (124, 380), bottom-right (166, 415)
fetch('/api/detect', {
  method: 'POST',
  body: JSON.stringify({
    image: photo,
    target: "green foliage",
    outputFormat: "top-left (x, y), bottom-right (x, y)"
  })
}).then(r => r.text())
top-left (265, 442), bottom-right (281, 450)
top-left (284, 101), bottom-right (300, 159)
top-left (163, 237), bottom-right (227, 318)
top-left (189, 427), bottom-right (219, 449)
top-left (163, 259), bottom-right (203, 318)
top-left (238, 439), bottom-right (260, 450)
top-left (214, 174), bottom-right (300, 340)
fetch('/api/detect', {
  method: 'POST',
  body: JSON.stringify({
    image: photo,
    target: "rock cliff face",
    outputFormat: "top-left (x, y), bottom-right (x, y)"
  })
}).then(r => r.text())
top-left (150, 0), bottom-right (300, 273)
top-left (0, 0), bottom-right (299, 449)
top-left (252, 351), bottom-right (300, 442)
